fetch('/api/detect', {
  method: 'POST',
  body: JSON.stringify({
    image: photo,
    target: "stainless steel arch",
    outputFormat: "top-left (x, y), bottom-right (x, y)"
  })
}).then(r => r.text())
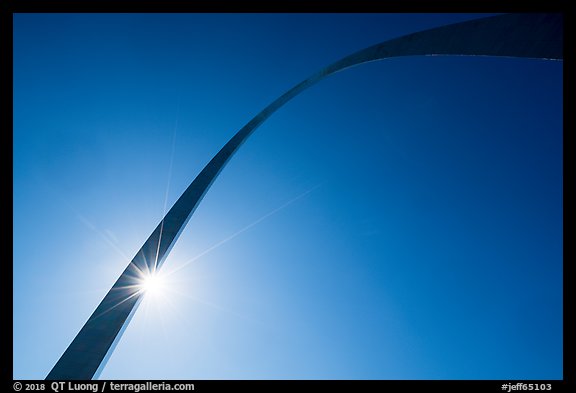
top-left (46, 13), bottom-right (562, 380)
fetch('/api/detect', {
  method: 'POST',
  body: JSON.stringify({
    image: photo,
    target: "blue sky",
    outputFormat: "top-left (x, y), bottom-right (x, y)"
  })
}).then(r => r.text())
top-left (13, 13), bottom-right (562, 380)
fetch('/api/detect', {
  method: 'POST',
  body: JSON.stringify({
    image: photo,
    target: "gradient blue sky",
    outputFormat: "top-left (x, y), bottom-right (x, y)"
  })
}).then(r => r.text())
top-left (13, 13), bottom-right (562, 380)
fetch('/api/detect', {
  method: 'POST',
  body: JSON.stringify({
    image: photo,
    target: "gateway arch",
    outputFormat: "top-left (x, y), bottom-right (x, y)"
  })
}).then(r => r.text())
top-left (46, 13), bottom-right (563, 380)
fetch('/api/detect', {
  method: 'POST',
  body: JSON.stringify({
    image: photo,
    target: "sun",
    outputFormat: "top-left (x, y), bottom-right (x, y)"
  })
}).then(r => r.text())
top-left (131, 266), bottom-right (186, 327)
top-left (138, 271), bottom-right (167, 297)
